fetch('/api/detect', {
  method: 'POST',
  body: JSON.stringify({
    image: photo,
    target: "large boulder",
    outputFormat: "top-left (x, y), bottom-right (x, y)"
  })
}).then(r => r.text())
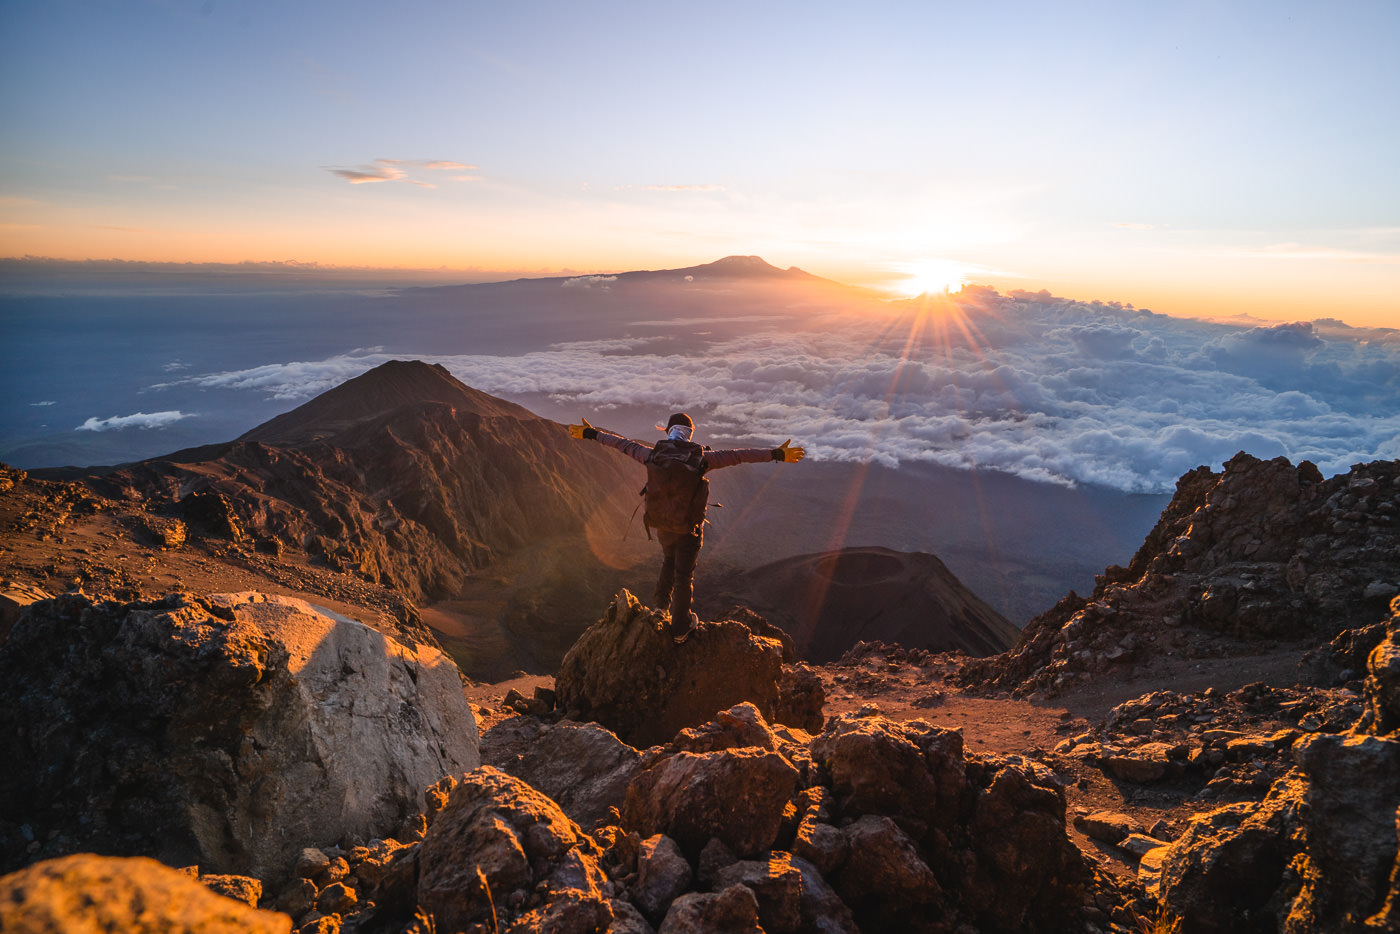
top-left (481, 717), bottom-right (643, 830)
top-left (0, 853), bottom-right (292, 933)
top-left (622, 748), bottom-right (800, 859)
top-left (417, 767), bottom-right (612, 934)
top-left (811, 713), bottom-right (968, 840)
top-left (1156, 793), bottom-right (1299, 934)
top-left (555, 590), bottom-right (824, 747)
top-left (0, 591), bottom-right (479, 880)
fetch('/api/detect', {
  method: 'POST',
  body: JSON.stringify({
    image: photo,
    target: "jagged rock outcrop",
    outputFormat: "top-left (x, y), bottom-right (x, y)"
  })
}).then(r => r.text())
top-left (0, 853), bottom-right (293, 933)
top-left (730, 545), bottom-right (1020, 662)
top-left (554, 590), bottom-right (826, 747)
top-left (959, 453), bottom-right (1400, 696)
top-left (0, 591), bottom-right (479, 880)
top-left (1155, 597), bottom-right (1400, 933)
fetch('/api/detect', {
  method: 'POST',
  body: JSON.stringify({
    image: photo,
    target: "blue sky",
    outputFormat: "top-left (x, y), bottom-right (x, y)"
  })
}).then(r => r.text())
top-left (2, 0), bottom-right (1398, 326)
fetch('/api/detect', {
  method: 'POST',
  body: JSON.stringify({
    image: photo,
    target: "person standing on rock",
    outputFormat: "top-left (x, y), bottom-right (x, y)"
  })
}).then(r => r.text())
top-left (568, 412), bottom-right (804, 644)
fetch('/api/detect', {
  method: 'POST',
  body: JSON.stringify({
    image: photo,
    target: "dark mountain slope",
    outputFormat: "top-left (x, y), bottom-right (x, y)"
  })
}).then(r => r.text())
top-left (723, 545), bottom-right (1019, 662)
top-left (92, 361), bottom-right (640, 607)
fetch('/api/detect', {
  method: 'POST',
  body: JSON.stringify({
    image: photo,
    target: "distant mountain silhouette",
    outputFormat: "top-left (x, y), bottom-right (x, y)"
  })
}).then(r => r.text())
top-left (613, 254), bottom-right (830, 284)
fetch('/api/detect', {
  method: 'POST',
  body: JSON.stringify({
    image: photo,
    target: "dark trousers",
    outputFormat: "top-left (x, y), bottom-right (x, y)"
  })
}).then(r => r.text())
top-left (654, 529), bottom-right (702, 627)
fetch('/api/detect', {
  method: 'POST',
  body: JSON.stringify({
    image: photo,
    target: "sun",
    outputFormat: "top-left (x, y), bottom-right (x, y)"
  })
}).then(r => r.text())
top-left (891, 259), bottom-right (974, 297)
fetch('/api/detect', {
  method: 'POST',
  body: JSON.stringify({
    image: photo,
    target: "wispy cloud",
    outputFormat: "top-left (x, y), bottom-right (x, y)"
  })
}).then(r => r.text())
top-left (324, 158), bottom-right (480, 186)
top-left (561, 275), bottom-right (617, 289)
top-left (645, 184), bottom-right (724, 192)
top-left (77, 410), bottom-right (190, 432)
top-left (325, 160), bottom-right (407, 184)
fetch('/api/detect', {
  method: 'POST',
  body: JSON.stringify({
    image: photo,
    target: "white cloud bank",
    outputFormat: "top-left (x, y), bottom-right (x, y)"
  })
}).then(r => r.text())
top-left (77, 410), bottom-right (190, 432)
top-left (157, 288), bottom-right (1400, 492)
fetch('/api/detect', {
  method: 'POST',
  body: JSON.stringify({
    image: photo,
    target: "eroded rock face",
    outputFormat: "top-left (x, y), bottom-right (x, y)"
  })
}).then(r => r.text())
top-left (0, 853), bottom-right (292, 933)
top-left (417, 767), bottom-right (612, 934)
top-left (554, 590), bottom-right (825, 747)
top-left (1158, 599), bottom-right (1400, 933)
top-left (959, 455), bottom-right (1400, 696)
top-left (0, 591), bottom-right (479, 880)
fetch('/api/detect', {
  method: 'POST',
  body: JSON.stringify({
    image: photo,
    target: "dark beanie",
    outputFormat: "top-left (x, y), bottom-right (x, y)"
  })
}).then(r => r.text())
top-left (666, 413), bottom-right (694, 430)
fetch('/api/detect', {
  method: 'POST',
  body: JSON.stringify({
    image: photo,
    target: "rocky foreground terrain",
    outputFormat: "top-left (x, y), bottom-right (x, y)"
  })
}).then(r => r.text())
top-left (1, 370), bottom-right (1399, 933)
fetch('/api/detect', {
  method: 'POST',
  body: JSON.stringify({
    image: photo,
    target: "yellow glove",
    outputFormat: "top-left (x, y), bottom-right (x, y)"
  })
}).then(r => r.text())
top-left (567, 418), bottom-right (596, 440)
top-left (774, 439), bottom-right (805, 463)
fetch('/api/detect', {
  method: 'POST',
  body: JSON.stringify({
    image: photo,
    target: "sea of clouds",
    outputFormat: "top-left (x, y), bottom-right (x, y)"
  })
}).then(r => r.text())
top-left (152, 287), bottom-right (1398, 493)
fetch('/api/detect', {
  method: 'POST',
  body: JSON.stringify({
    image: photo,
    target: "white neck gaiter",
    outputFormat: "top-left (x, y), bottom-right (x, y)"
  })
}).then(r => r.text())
top-left (666, 424), bottom-right (693, 442)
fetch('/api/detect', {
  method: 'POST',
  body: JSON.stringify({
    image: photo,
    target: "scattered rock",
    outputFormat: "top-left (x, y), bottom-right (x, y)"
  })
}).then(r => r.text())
top-left (200, 873), bottom-right (262, 907)
top-left (659, 884), bottom-right (763, 934)
top-left (712, 852), bottom-right (804, 934)
top-left (1074, 810), bottom-right (1143, 845)
top-left (633, 834), bottom-right (692, 922)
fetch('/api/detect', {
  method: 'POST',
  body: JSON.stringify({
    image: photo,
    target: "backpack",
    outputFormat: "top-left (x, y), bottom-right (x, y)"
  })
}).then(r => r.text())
top-left (642, 438), bottom-right (709, 537)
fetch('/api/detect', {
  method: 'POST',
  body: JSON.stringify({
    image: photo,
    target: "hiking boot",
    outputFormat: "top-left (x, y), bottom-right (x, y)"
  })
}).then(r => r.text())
top-left (671, 612), bottom-right (699, 645)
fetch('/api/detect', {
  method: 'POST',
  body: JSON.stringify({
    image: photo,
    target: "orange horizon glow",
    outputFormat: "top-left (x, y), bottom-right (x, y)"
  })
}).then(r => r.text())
top-left (1, 238), bottom-right (1395, 331)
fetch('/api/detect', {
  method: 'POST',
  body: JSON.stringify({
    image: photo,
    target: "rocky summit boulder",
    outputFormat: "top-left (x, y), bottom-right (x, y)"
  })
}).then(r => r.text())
top-left (481, 716), bottom-right (644, 831)
top-left (418, 767), bottom-right (613, 934)
top-left (0, 591), bottom-right (479, 881)
top-left (0, 853), bottom-right (292, 933)
top-left (554, 590), bottom-right (825, 747)
top-left (622, 747), bottom-right (801, 859)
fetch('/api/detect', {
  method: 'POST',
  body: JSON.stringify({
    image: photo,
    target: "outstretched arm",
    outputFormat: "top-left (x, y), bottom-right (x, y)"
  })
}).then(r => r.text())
top-left (567, 419), bottom-right (652, 465)
top-left (704, 439), bottom-right (806, 470)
